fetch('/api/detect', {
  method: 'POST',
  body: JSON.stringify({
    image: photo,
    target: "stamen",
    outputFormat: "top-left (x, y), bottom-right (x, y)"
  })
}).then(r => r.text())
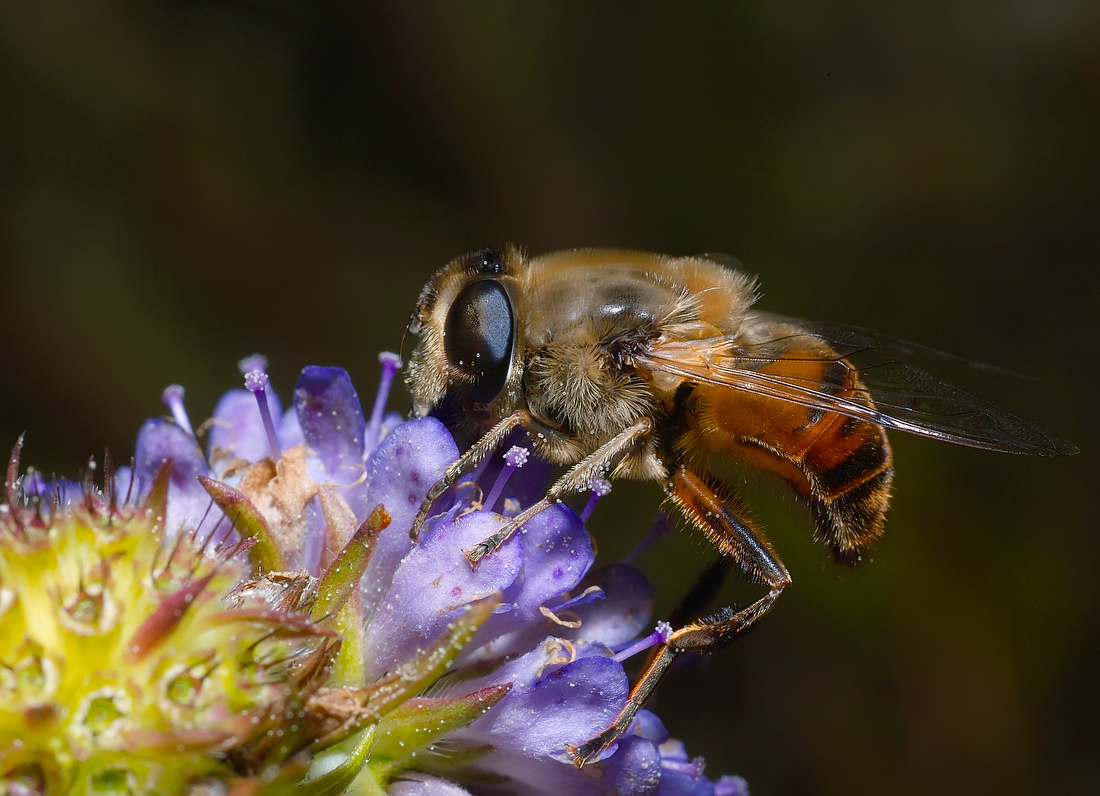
top-left (160, 385), bottom-right (194, 437)
top-left (243, 369), bottom-right (281, 464)
top-left (544, 585), bottom-right (605, 614)
top-left (451, 481), bottom-right (484, 520)
top-left (612, 621), bottom-right (672, 663)
top-left (365, 352), bottom-right (403, 453)
top-left (538, 605), bottom-right (583, 628)
top-left (579, 478), bottom-right (612, 523)
top-left (622, 511), bottom-right (674, 565)
top-left (482, 446), bottom-right (528, 514)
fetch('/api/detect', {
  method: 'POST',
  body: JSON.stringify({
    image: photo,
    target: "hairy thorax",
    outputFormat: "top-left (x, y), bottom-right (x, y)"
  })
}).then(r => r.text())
top-left (513, 252), bottom-right (753, 476)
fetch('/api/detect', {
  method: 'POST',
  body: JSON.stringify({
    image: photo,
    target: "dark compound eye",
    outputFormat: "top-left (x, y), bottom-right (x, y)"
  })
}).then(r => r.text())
top-left (444, 279), bottom-right (515, 404)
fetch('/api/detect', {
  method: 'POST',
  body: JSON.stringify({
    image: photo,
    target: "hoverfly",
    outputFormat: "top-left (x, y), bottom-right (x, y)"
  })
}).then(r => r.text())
top-left (404, 247), bottom-right (1075, 765)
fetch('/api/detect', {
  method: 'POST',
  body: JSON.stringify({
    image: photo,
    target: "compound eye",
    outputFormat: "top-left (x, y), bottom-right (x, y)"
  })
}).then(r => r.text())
top-left (444, 279), bottom-right (515, 404)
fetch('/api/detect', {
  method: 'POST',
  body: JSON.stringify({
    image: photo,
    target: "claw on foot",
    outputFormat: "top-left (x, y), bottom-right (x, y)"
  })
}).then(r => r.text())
top-left (566, 733), bottom-right (611, 769)
top-left (463, 543), bottom-right (488, 569)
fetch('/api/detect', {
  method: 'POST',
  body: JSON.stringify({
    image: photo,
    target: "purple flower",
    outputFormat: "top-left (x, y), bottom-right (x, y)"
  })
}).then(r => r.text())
top-left (41, 353), bottom-right (748, 795)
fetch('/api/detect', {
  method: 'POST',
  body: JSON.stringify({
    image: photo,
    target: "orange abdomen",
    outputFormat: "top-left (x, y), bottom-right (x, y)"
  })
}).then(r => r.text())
top-left (679, 354), bottom-right (894, 564)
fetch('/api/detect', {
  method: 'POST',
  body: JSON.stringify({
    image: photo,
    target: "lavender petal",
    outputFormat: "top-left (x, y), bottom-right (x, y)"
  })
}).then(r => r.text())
top-left (294, 366), bottom-right (366, 485)
top-left (134, 417), bottom-right (214, 537)
top-left (471, 733), bottom-right (662, 796)
top-left (362, 510), bottom-right (522, 682)
top-left (359, 417), bottom-right (459, 618)
top-left (454, 638), bottom-right (629, 762)
top-left (473, 504), bottom-right (594, 643)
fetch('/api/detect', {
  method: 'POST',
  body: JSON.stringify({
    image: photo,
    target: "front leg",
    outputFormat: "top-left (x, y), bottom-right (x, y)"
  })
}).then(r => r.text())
top-left (409, 410), bottom-right (531, 540)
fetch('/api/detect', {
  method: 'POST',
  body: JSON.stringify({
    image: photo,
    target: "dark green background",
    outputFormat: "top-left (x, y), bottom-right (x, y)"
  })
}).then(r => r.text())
top-left (1, 4), bottom-right (1095, 795)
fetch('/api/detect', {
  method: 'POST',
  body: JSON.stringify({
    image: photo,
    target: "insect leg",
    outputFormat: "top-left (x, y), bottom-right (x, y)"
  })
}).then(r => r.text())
top-left (568, 589), bottom-right (781, 767)
top-left (464, 416), bottom-right (655, 566)
top-left (569, 465), bottom-right (790, 766)
top-left (665, 465), bottom-right (790, 588)
top-left (410, 409), bottom-right (531, 540)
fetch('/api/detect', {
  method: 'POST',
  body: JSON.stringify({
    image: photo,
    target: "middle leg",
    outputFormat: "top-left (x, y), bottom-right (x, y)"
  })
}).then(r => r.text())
top-left (464, 416), bottom-right (654, 566)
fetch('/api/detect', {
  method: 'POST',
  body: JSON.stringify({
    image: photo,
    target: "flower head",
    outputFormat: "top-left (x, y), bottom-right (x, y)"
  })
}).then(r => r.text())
top-left (0, 354), bottom-right (748, 795)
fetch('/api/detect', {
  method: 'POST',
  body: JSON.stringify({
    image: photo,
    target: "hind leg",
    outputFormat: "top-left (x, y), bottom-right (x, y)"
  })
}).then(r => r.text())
top-left (569, 464), bottom-right (790, 766)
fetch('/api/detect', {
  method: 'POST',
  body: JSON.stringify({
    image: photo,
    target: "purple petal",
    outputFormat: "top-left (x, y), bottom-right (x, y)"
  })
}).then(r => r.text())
top-left (134, 418), bottom-right (215, 537)
top-left (633, 710), bottom-right (670, 746)
top-left (112, 465), bottom-right (136, 505)
top-left (472, 504), bottom-right (594, 644)
top-left (562, 564), bottom-right (655, 649)
top-left (293, 366), bottom-right (366, 485)
top-left (454, 638), bottom-right (629, 761)
top-left (362, 510), bottom-right (522, 682)
top-left (655, 766), bottom-right (716, 796)
top-left (28, 478), bottom-right (84, 508)
top-left (508, 506), bottom-right (594, 620)
top-left (20, 470), bottom-right (48, 497)
top-left (359, 418), bottom-right (459, 618)
top-left (378, 410), bottom-right (405, 448)
top-left (207, 388), bottom-right (283, 464)
top-left (278, 406), bottom-right (304, 449)
top-left (470, 733), bottom-right (662, 796)
top-left (135, 418), bottom-right (209, 490)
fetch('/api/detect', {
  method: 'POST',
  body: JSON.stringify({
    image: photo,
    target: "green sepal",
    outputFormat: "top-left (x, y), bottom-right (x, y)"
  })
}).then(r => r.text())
top-left (361, 592), bottom-right (501, 719)
top-left (312, 504), bottom-right (388, 624)
top-left (197, 476), bottom-right (284, 572)
top-left (310, 593), bottom-right (501, 751)
top-left (329, 596), bottom-right (365, 687)
top-left (370, 683), bottom-right (512, 781)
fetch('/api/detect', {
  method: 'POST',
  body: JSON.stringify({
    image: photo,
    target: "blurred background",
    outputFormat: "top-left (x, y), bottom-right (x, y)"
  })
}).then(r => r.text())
top-left (0, 3), bottom-right (1096, 794)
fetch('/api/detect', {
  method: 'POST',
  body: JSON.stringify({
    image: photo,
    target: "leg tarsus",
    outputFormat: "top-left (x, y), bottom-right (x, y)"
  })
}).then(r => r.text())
top-left (568, 644), bottom-right (678, 767)
top-left (465, 496), bottom-right (552, 567)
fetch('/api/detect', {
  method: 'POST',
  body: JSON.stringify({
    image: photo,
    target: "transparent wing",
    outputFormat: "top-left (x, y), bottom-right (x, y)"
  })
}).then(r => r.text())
top-left (633, 310), bottom-right (1077, 456)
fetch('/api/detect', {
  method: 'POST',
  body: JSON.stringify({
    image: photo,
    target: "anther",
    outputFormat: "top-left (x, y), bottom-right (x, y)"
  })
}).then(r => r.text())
top-left (544, 585), bottom-right (605, 615)
top-left (579, 478), bottom-right (612, 524)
